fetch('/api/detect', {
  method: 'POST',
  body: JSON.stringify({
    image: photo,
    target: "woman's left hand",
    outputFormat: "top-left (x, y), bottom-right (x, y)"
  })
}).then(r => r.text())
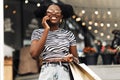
top-left (64, 54), bottom-right (73, 62)
top-left (63, 54), bottom-right (79, 63)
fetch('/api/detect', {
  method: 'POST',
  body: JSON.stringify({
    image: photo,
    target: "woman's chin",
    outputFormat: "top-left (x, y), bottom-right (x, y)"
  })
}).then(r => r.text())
top-left (49, 22), bottom-right (58, 26)
top-left (48, 21), bottom-right (58, 26)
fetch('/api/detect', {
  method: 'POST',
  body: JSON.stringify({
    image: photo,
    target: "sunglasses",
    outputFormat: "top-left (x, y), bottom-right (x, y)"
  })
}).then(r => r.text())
top-left (46, 9), bottom-right (61, 15)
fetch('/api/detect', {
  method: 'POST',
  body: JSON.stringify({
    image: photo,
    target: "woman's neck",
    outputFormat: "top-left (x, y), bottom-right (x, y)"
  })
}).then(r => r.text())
top-left (50, 26), bottom-right (59, 31)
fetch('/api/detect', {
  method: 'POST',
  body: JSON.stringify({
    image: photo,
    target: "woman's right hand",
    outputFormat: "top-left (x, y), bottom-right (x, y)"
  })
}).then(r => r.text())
top-left (42, 16), bottom-right (50, 30)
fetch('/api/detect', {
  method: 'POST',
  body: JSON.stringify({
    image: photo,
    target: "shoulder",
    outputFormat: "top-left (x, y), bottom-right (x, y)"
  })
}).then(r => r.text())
top-left (31, 29), bottom-right (44, 40)
top-left (32, 29), bottom-right (44, 34)
top-left (33, 29), bottom-right (44, 32)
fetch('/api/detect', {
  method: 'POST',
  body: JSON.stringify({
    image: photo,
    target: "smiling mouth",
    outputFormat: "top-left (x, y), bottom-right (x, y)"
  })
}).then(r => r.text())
top-left (51, 16), bottom-right (57, 20)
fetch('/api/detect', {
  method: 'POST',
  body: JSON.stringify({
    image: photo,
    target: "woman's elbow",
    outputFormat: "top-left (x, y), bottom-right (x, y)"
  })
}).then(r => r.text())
top-left (30, 50), bottom-right (38, 59)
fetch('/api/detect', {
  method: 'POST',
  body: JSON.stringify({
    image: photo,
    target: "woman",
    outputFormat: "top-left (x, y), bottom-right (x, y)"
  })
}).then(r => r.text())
top-left (30, 3), bottom-right (79, 80)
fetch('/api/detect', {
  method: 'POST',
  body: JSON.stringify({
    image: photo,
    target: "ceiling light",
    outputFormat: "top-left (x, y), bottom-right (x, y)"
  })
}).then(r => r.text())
top-left (95, 10), bottom-right (98, 15)
top-left (114, 23), bottom-right (118, 27)
top-left (76, 17), bottom-right (81, 22)
top-left (107, 11), bottom-right (111, 15)
top-left (94, 22), bottom-right (98, 26)
top-left (25, 0), bottom-right (28, 4)
top-left (100, 33), bottom-right (104, 36)
top-left (13, 10), bottom-right (16, 14)
top-left (94, 30), bottom-right (98, 33)
top-left (72, 15), bottom-right (76, 19)
top-left (100, 23), bottom-right (104, 27)
top-left (37, 3), bottom-right (41, 7)
top-left (88, 26), bottom-right (92, 30)
top-left (82, 22), bottom-right (86, 26)
top-left (107, 23), bottom-right (110, 27)
top-left (82, 10), bottom-right (85, 14)
top-left (107, 35), bottom-right (110, 39)
top-left (5, 5), bottom-right (8, 8)
top-left (89, 21), bottom-right (93, 25)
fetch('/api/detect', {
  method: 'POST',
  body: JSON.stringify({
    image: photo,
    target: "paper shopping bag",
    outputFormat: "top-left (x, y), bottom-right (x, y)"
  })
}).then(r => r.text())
top-left (69, 62), bottom-right (101, 80)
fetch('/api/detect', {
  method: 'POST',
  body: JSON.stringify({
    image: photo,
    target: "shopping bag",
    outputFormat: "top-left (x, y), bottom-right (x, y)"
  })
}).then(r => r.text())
top-left (69, 62), bottom-right (101, 80)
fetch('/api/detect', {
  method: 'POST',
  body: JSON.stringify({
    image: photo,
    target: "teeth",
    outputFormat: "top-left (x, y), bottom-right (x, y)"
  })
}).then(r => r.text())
top-left (51, 17), bottom-right (57, 19)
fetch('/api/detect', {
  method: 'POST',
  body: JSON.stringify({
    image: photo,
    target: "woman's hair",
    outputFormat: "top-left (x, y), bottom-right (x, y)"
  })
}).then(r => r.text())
top-left (34, 3), bottom-right (74, 19)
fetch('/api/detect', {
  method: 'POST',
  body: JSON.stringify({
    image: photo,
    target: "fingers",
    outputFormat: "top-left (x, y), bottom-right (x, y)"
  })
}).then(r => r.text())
top-left (63, 54), bottom-right (79, 63)
top-left (64, 54), bottom-right (73, 62)
top-left (42, 16), bottom-right (50, 29)
top-left (42, 16), bottom-right (50, 23)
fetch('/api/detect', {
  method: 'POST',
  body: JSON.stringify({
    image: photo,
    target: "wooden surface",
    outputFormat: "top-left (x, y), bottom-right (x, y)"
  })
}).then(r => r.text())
top-left (4, 58), bottom-right (13, 80)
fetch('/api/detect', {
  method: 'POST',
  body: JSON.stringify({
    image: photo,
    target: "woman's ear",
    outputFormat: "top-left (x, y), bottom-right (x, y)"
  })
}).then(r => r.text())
top-left (60, 19), bottom-right (62, 23)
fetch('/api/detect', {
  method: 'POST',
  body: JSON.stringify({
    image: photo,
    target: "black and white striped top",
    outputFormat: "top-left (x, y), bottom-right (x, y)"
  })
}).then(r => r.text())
top-left (31, 28), bottom-right (76, 59)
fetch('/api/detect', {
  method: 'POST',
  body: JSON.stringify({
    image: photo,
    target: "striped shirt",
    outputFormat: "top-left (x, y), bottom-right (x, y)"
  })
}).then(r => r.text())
top-left (31, 28), bottom-right (76, 59)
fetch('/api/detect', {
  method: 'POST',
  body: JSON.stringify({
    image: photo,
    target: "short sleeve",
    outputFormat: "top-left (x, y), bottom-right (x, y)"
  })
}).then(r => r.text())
top-left (68, 31), bottom-right (76, 46)
top-left (31, 29), bottom-right (43, 41)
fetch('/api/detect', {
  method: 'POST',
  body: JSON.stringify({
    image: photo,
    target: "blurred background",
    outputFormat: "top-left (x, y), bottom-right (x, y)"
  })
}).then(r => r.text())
top-left (3, 0), bottom-right (120, 80)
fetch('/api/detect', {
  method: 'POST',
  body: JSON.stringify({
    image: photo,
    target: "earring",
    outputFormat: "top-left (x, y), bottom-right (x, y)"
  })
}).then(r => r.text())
top-left (60, 19), bottom-right (62, 23)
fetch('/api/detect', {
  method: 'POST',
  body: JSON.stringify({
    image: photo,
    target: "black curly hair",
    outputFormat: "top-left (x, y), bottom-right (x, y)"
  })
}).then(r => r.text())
top-left (34, 3), bottom-right (74, 19)
top-left (112, 29), bottom-right (120, 35)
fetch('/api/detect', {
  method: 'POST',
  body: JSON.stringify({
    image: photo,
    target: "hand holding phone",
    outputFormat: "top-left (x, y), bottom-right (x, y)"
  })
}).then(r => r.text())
top-left (42, 16), bottom-right (50, 30)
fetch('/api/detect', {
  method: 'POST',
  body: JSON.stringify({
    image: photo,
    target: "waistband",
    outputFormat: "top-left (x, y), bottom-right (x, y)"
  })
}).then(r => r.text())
top-left (42, 61), bottom-right (68, 65)
top-left (43, 57), bottom-right (68, 63)
top-left (42, 61), bottom-right (69, 69)
top-left (42, 58), bottom-right (69, 66)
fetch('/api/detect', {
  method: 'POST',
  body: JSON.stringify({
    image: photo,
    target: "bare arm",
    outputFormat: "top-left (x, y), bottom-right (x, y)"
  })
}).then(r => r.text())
top-left (69, 46), bottom-right (78, 58)
top-left (70, 46), bottom-right (79, 63)
top-left (30, 16), bottom-right (50, 58)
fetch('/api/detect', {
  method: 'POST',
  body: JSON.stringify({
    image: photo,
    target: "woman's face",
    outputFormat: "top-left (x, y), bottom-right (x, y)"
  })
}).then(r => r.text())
top-left (46, 4), bottom-right (63, 24)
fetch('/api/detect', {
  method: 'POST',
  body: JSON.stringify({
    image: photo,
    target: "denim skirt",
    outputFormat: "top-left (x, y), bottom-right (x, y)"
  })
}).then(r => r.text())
top-left (38, 62), bottom-right (71, 80)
